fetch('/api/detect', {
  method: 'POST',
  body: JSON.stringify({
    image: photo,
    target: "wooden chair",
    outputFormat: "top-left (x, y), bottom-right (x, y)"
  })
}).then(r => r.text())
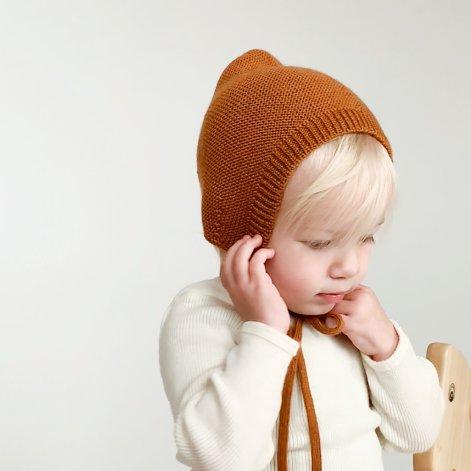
top-left (413, 342), bottom-right (471, 470)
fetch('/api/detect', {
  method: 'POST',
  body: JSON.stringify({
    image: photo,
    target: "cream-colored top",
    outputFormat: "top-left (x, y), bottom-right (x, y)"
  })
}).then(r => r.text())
top-left (158, 276), bottom-right (445, 471)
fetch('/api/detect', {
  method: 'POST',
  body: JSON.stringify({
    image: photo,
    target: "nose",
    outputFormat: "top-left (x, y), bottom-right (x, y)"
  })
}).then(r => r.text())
top-left (328, 246), bottom-right (361, 279)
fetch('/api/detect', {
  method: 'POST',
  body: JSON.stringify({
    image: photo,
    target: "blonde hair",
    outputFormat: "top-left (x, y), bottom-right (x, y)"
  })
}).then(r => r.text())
top-left (213, 132), bottom-right (397, 261)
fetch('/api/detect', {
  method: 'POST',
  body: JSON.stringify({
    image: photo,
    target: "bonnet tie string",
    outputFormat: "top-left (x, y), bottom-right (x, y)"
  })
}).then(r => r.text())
top-left (277, 311), bottom-right (344, 471)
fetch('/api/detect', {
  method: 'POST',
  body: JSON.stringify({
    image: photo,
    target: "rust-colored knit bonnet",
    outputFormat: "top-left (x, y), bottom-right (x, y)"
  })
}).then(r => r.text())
top-left (197, 49), bottom-right (394, 470)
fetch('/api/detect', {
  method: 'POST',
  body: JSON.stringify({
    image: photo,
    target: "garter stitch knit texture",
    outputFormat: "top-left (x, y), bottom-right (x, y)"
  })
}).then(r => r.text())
top-left (196, 49), bottom-right (394, 470)
top-left (197, 48), bottom-right (393, 253)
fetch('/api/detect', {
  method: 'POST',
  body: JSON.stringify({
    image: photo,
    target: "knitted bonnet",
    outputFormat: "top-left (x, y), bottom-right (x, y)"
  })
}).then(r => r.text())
top-left (196, 49), bottom-right (394, 470)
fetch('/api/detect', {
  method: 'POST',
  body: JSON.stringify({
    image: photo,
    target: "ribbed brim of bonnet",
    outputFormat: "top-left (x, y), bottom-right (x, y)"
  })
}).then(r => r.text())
top-left (197, 48), bottom-right (393, 250)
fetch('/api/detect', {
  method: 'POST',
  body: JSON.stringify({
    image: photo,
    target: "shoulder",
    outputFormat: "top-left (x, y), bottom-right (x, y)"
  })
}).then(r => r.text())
top-left (174, 275), bottom-right (233, 306)
top-left (159, 276), bottom-right (241, 342)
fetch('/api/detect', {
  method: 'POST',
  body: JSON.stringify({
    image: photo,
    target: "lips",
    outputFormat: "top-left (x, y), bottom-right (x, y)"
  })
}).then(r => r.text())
top-left (317, 291), bottom-right (348, 303)
top-left (319, 287), bottom-right (353, 295)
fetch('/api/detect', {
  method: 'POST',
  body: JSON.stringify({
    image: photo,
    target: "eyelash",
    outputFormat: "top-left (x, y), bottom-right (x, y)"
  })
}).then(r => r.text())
top-left (306, 235), bottom-right (375, 250)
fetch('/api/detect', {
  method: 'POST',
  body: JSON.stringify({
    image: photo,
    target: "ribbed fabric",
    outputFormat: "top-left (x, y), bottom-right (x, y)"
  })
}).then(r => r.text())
top-left (277, 311), bottom-right (345, 470)
top-left (196, 49), bottom-right (393, 252)
top-left (158, 276), bottom-right (445, 471)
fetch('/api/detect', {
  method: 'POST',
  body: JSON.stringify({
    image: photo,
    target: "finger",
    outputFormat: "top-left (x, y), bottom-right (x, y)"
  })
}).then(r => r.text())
top-left (231, 234), bottom-right (263, 285)
top-left (221, 235), bottom-right (251, 285)
top-left (339, 313), bottom-right (354, 334)
top-left (327, 312), bottom-right (351, 333)
top-left (344, 285), bottom-right (365, 299)
top-left (329, 302), bottom-right (352, 317)
top-left (337, 298), bottom-right (355, 311)
top-left (248, 247), bottom-right (275, 284)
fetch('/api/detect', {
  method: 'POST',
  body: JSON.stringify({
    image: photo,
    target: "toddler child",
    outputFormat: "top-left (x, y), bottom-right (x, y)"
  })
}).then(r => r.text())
top-left (159, 49), bottom-right (445, 470)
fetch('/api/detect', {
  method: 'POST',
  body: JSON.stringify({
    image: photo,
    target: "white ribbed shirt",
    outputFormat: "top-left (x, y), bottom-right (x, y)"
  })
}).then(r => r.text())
top-left (158, 276), bottom-right (444, 470)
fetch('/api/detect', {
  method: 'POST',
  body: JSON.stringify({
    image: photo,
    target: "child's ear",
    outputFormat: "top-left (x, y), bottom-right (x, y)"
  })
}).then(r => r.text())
top-left (214, 49), bottom-right (282, 92)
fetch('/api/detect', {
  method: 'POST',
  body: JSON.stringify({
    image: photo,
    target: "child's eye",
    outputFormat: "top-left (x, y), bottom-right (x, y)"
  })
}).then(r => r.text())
top-left (362, 235), bottom-right (375, 244)
top-left (306, 240), bottom-right (331, 250)
top-left (304, 235), bottom-right (375, 250)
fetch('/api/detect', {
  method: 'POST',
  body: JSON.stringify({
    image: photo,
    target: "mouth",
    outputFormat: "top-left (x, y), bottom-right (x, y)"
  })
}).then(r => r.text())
top-left (318, 286), bottom-right (352, 295)
top-left (316, 287), bottom-right (354, 303)
top-left (319, 290), bottom-right (350, 295)
top-left (316, 292), bottom-right (346, 303)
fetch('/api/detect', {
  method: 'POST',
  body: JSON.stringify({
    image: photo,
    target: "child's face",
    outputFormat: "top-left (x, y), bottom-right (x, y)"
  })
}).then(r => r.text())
top-left (264, 220), bottom-right (376, 316)
top-left (263, 160), bottom-right (383, 316)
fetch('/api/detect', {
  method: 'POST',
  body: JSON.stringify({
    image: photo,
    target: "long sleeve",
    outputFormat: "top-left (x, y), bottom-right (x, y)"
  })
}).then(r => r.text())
top-left (158, 291), bottom-right (300, 471)
top-left (360, 318), bottom-right (445, 454)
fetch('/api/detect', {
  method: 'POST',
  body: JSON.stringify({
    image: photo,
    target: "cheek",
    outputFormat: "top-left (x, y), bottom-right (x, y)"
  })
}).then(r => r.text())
top-left (359, 247), bottom-right (372, 267)
top-left (265, 246), bottom-right (291, 276)
top-left (264, 246), bottom-right (298, 284)
top-left (266, 243), bottom-right (305, 272)
top-left (265, 246), bottom-right (326, 290)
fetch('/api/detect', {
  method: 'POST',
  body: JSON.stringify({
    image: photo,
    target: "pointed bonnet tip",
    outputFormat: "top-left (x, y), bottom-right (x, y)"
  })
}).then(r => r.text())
top-left (214, 48), bottom-right (283, 91)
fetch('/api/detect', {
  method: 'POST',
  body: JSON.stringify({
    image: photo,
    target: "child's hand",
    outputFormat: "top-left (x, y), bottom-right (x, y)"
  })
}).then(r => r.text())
top-left (219, 234), bottom-right (291, 334)
top-left (327, 284), bottom-right (399, 361)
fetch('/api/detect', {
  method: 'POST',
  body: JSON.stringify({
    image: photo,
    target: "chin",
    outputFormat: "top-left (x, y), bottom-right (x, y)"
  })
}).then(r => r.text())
top-left (306, 311), bottom-right (331, 317)
top-left (290, 304), bottom-right (331, 317)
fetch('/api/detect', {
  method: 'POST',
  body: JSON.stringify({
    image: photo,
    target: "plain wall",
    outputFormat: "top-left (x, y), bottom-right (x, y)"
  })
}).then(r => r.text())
top-left (0, 1), bottom-right (469, 470)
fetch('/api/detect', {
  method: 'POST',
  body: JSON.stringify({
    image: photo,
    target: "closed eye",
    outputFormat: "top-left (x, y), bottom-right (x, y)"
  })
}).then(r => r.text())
top-left (304, 235), bottom-right (375, 250)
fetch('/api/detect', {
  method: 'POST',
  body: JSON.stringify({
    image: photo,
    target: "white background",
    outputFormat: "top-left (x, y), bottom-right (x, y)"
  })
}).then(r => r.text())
top-left (0, 1), bottom-right (469, 470)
